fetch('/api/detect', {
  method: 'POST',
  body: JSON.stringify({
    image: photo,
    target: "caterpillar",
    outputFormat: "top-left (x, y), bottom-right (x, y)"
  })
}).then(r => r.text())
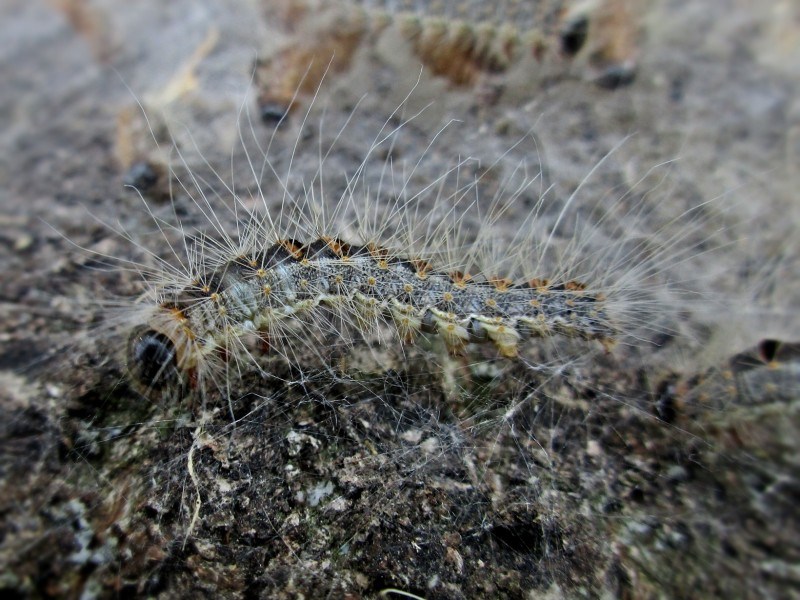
top-left (125, 202), bottom-right (618, 402)
top-left (113, 82), bottom-right (699, 407)
top-left (256, 0), bottom-right (639, 120)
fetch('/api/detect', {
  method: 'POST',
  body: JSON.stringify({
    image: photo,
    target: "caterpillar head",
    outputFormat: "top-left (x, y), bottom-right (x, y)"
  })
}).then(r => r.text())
top-left (126, 325), bottom-right (184, 400)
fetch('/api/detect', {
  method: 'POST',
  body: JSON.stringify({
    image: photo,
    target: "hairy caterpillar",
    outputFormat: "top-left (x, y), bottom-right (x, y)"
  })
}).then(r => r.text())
top-left (113, 81), bottom-right (706, 409)
top-left (256, 0), bottom-right (639, 120)
top-left (126, 231), bottom-right (615, 398)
